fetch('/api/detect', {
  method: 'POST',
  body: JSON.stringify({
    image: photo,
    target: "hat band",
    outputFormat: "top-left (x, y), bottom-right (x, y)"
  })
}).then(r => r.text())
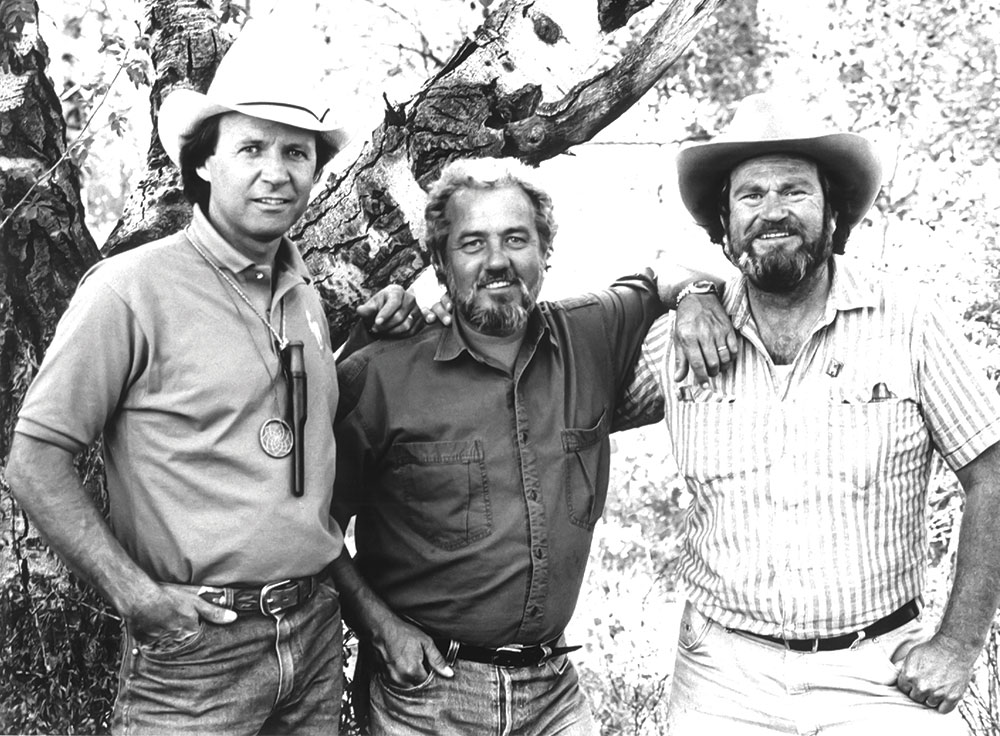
top-left (237, 101), bottom-right (330, 123)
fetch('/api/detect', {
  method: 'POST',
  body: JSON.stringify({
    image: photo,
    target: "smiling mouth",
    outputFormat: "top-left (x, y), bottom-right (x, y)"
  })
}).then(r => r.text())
top-left (482, 280), bottom-right (515, 290)
top-left (254, 197), bottom-right (291, 206)
top-left (756, 230), bottom-right (795, 240)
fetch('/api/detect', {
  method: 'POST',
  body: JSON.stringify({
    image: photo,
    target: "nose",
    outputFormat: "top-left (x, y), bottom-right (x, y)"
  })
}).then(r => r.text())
top-left (485, 240), bottom-right (510, 270)
top-left (260, 150), bottom-right (291, 184)
top-left (760, 192), bottom-right (788, 221)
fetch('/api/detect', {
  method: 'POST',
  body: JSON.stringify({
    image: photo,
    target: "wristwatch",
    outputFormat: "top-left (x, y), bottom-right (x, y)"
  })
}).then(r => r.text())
top-left (676, 279), bottom-right (720, 307)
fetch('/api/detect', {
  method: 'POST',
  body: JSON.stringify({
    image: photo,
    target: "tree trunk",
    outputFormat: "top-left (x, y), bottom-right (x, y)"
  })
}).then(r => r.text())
top-left (0, 0), bottom-right (99, 460)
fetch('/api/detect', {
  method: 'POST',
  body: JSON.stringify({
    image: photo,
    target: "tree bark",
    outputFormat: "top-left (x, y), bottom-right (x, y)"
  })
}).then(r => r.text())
top-left (0, 1), bottom-right (99, 459)
top-left (103, 0), bottom-right (231, 254)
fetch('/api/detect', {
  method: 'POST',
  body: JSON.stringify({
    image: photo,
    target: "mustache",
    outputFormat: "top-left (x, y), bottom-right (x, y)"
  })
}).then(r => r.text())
top-left (747, 220), bottom-right (804, 241)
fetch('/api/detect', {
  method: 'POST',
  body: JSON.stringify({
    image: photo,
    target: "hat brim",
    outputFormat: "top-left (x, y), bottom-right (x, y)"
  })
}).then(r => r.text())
top-left (677, 133), bottom-right (882, 233)
top-left (158, 88), bottom-right (352, 168)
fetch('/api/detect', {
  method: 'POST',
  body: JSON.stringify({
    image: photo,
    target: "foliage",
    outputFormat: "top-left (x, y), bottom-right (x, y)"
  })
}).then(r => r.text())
top-left (0, 0), bottom-right (33, 73)
top-left (0, 551), bottom-right (120, 734)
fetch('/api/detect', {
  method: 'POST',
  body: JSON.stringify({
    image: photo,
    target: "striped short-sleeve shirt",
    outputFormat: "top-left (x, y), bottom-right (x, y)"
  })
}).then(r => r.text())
top-left (621, 256), bottom-right (1000, 637)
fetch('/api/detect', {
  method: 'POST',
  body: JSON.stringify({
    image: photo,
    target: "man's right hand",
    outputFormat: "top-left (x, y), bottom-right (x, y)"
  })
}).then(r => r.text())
top-left (125, 583), bottom-right (237, 647)
top-left (372, 615), bottom-right (455, 688)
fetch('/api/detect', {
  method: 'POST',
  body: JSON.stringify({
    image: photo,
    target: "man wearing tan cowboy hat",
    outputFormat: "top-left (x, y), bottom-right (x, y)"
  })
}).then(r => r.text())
top-left (619, 93), bottom-right (1000, 733)
top-left (6, 17), bottom-right (422, 735)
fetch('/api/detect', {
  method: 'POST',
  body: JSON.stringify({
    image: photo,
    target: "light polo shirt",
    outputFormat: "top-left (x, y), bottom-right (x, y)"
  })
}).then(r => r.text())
top-left (15, 207), bottom-right (343, 585)
top-left (619, 256), bottom-right (1000, 638)
top-left (333, 275), bottom-right (662, 647)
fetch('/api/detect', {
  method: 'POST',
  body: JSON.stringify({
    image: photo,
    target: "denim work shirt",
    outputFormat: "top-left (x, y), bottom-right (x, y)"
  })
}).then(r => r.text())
top-left (333, 274), bottom-right (661, 647)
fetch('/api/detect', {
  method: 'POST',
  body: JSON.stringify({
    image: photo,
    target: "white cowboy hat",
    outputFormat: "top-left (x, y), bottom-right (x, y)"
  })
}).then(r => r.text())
top-left (677, 94), bottom-right (882, 233)
top-left (158, 17), bottom-right (351, 167)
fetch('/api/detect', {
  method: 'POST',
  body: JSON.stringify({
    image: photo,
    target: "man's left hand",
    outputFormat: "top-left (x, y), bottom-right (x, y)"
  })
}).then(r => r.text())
top-left (894, 632), bottom-right (979, 713)
top-left (673, 293), bottom-right (738, 384)
top-left (357, 284), bottom-right (423, 336)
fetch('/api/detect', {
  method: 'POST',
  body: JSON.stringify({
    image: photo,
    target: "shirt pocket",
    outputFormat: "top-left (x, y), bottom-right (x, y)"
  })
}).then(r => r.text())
top-left (562, 409), bottom-right (610, 530)
top-left (818, 397), bottom-right (925, 491)
top-left (387, 440), bottom-right (492, 551)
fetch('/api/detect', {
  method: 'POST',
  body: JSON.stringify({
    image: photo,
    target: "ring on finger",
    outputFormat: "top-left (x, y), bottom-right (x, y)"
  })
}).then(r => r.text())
top-left (716, 345), bottom-right (729, 354)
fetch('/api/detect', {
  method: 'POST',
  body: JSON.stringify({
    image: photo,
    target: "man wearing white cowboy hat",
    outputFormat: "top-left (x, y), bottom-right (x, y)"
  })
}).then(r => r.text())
top-left (619, 93), bottom-right (1000, 733)
top-left (6, 17), bottom-right (422, 735)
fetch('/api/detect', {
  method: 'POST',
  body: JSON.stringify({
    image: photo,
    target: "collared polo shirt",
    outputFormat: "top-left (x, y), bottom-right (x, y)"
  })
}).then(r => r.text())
top-left (15, 207), bottom-right (343, 585)
top-left (333, 275), bottom-right (661, 647)
top-left (619, 256), bottom-right (1000, 638)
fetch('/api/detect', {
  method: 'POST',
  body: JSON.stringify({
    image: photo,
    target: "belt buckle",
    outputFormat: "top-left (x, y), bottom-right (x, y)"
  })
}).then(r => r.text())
top-left (259, 579), bottom-right (299, 616)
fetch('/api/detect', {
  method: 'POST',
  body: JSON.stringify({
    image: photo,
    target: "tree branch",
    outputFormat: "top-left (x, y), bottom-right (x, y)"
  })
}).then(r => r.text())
top-left (506, 0), bottom-right (723, 162)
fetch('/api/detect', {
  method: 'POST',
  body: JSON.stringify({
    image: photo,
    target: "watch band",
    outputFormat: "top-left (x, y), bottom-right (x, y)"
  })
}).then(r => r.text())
top-left (676, 279), bottom-right (719, 306)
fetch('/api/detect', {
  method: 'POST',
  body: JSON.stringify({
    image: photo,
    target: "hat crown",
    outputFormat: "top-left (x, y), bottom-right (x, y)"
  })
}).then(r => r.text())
top-left (206, 18), bottom-right (331, 125)
top-left (719, 93), bottom-right (832, 144)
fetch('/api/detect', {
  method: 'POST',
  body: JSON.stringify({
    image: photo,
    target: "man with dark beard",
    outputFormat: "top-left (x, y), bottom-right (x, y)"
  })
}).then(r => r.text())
top-left (620, 94), bottom-right (1000, 734)
top-left (328, 157), bottom-right (735, 735)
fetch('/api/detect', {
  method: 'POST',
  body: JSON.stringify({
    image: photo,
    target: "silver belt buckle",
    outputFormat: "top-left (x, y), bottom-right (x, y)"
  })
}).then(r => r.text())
top-left (259, 579), bottom-right (298, 616)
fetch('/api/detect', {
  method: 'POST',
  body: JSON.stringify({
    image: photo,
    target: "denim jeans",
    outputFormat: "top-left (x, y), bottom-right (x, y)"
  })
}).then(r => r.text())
top-left (667, 601), bottom-right (969, 735)
top-left (111, 581), bottom-right (343, 735)
top-left (364, 646), bottom-right (596, 736)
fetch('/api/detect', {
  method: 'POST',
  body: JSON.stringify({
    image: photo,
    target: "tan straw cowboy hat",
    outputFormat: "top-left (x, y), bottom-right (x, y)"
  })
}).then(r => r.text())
top-left (677, 94), bottom-right (882, 232)
top-left (158, 16), bottom-right (351, 167)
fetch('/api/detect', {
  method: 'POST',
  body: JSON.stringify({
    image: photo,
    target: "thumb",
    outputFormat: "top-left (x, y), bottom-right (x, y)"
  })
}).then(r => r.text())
top-left (424, 641), bottom-right (454, 678)
top-left (195, 599), bottom-right (238, 625)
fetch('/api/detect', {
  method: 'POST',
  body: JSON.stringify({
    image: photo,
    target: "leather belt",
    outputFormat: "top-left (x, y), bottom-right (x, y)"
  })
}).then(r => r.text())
top-left (432, 636), bottom-right (581, 668)
top-left (735, 599), bottom-right (920, 652)
top-left (195, 574), bottom-right (324, 617)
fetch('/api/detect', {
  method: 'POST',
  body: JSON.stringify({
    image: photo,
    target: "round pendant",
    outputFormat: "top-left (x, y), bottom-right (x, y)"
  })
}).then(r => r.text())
top-left (260, 418), bottom-right (294, 458)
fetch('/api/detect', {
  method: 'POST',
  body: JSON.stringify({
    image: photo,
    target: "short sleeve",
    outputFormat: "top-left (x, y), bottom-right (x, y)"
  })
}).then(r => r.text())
top-left (14, 265), bottom-right (145, 454)
top-left (916, 297), bottom-right (1000, 471)
top-left (613, 314), bottom-right (672, 432)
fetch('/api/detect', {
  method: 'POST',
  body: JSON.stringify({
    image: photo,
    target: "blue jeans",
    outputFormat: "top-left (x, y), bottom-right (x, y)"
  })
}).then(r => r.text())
top-left (111, 581), bottom-right (343, 735)
top-left (365, 647), bottom-right (596, 736)
top-left (667, 601), bottom-right (969, 735)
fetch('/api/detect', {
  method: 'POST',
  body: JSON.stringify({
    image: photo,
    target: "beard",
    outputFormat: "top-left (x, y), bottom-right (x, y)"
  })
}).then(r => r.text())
top-left (449, 268), bottom-right (542, 337)
top-left (729, 217), bottom-right (834, 293)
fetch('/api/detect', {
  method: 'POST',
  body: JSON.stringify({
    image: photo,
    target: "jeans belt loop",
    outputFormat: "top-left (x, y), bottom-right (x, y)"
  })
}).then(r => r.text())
top-left (445, 639), bottom-right (460, 666)
top-left (538, 643), bottom-right (552, 667)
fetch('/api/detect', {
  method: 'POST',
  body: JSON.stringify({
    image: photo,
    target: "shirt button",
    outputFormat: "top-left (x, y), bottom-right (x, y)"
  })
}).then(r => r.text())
top-left (255, 272), bottom-right (264, 280)
top-left (527, 490), bottom-right (538, 502)
top-left (533, 547), bottom-right (544, 559)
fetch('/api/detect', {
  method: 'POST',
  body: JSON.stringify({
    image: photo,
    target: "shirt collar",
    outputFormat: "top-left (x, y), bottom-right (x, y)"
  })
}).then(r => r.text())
top-left (434, 306), bottom-right (551, 362)
top-left (187, 205), bottom-right (312, 283)
top-left (725, 254), bottom-right (878, 330)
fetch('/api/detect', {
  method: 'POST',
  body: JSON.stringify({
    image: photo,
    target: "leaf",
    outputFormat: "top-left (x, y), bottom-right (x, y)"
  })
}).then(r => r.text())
top-left (108, 111), bottom-right (127, 137)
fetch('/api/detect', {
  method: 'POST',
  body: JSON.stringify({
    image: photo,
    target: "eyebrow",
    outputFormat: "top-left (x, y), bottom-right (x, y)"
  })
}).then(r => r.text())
top-left (733, 176), bottom-right (818, 193)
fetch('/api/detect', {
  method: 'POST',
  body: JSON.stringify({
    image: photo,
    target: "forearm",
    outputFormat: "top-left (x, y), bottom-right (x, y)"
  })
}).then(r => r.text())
top-left (938, 483), bottom-right (1000, 654)
top-left (330, 548), bottom-right (403, 642)
top-left (940, 442), bottom-right (1000, 654)
top-left (5, 434), bottom-right (159, 616)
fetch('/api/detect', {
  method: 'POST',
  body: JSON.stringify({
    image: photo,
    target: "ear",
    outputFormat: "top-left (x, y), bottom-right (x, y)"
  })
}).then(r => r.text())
top-left (431, 251), bottom-right (448, 287)
top-left (196, 162), bottom-right (211, 183)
